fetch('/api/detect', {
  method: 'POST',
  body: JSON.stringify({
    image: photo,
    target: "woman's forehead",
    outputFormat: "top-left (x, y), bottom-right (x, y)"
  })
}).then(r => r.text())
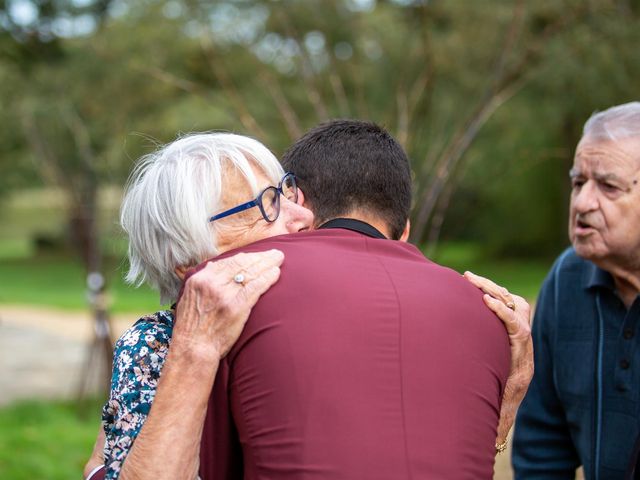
top-left (220, 162), bottom-right (273, 201)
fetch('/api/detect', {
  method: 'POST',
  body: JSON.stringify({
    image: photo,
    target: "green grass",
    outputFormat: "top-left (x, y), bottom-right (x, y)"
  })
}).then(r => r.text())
top-left (0, 186), bottom-right (165, 313)
top-left (0, 254), bottom-right (162, 313)
top-left (0, 188), bottom-right (553, 312)
top-left (0, 238), bottom-right (33, 259)
top-left (0, 398), bottom-right (104, 480)
top-left (0, 242), bottom-right (552, 313)
top-left (431, 242), bottom-right (553, 301)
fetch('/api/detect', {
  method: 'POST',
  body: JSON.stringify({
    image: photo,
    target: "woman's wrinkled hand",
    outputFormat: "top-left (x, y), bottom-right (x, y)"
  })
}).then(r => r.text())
top-left (173, 249), bottom-right (285, 364)
top-left (463, 271), bottom-right (534, 447)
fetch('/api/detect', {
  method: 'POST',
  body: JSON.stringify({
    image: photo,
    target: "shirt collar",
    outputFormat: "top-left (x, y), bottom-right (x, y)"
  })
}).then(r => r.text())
top-left (584, 260), bottom-right (616, 291)
top-left (318, 218), bottom-right (387, 239)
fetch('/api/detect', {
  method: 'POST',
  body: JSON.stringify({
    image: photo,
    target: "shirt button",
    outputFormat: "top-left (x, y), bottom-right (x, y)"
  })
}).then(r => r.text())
top-left (620, 359), bottom-right (631, 370)
top-left (623, 329), bottom-right (634, 339)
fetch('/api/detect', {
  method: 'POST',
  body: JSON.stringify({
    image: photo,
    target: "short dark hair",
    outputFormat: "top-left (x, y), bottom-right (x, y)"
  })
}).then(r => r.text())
top-left (281, 119), bottom-right (412, 240)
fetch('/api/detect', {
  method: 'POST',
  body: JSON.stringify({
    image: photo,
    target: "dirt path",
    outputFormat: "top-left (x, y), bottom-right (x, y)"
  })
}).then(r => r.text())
top-left (0, 304), bottom-right (140, 407)
top-left (0, 304), bottom-right (517, 479)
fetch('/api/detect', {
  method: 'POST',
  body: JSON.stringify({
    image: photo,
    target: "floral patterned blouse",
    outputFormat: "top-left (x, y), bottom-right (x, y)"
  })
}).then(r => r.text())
top-left (102, 309), bottom-right (175, 479)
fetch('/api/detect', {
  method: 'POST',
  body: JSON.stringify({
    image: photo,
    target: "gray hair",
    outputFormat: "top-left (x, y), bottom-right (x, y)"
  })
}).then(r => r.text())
top-left (583, 101), bottom-right (640, 143)
top-left (120, 132), bottom-right (284, 304)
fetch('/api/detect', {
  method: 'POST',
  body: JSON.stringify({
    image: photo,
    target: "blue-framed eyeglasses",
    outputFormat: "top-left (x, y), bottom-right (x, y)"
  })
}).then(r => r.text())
top-left (209, 172), bottom-right (298, 223)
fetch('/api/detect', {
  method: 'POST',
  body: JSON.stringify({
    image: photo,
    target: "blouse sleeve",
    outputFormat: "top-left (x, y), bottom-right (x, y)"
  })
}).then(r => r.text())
top-left (101, 311), bottom-right (174, 479)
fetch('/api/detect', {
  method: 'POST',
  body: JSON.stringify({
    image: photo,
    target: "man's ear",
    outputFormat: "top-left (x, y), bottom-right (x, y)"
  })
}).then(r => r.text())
top-left (174, 265), bottom-right (190, 280)
top-left (399, 219), bottom-right (411, 243)
top-left (297, 187), bottom-right (306, 207)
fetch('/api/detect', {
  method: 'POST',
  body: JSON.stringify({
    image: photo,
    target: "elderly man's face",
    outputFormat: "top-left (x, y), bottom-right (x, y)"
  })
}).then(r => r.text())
top-left (569, 135), bottom-right (640, 268)
top-left (215, 164), bottom-right (314, 253)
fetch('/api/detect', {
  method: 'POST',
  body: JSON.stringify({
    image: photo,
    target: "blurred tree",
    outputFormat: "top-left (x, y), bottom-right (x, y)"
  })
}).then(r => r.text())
top-left (131, 0), bottom-right (638, 253)
top-left (0, 0), bottom-right (192, 268)
top-left (0, 0), bottom-right (120, 397)
top-left (0, 0), bottom-right (193, 396)
top-left (444, 0), bottom-right (640, 256)
top-left (1, 0), bottom-right (639, 264)
top-left (1, 0), bottom-right (114, 270)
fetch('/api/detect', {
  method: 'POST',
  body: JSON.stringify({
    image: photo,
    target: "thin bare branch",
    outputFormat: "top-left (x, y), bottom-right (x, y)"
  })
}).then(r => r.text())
top-left (144, 65), bottom-right (207, 96)
top-left (18, 107), bottom-right (76, 198)
top-left (408, 69), bottom-right (432, 119)
top-left (403, 3), bottom-right (435, 151)
top-left (272, 7), bottom-right (330, 121)
top-left (424, 175), bottom-right (456, 258)
top-left (348, 58), bottom-right (370, 120)
top-left (306, 0), bottom-right (350, 117)
top-left (489, 0), bottom-right (526, 91)
top-left (409, 0), bottom-right (589, 244)
top-left (500, 1), bottom-right (591, 90)
top-left (396, 88), bottom-right (410, 149)
top-left (59, 105), bottom-right (103, 273)
top-left (329, 71), bottom-right (350, 118)
top-left (411, 76), bottom-right (528, 244)
top-left (199, 34), bottom-right (267, 139)
top-left (257, 71), bottom-right (303, 142)
top-left (62, 105), bottom-right (96, 174)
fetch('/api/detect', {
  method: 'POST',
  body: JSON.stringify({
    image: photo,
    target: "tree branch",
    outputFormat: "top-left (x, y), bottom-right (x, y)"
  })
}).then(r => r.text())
top-left (272, 6), bottom-right (330, 122)
top-left (409, 0), bottom-right (589, 244)
top-left (410, 77), bottom-right (528, 244)
top-left (18, 106), bottom-right (76, 198)
top-left (199, 34), bottom-right (267, 139)
top-left (257, 70), bottom-right (303, 142)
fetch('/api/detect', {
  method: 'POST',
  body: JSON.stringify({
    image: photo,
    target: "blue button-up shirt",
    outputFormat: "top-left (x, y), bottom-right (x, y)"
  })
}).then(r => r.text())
top-left (513, 247), bottom-right (640, 480)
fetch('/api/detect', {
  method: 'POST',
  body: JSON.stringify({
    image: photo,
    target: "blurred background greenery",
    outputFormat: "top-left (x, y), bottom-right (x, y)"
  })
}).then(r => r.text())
top-left (0, 0), bottom-right (638, 477)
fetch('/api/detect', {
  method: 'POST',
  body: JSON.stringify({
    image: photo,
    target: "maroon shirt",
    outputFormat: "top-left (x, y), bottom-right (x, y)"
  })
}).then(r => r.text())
top-left (196, 228), bottom-right (510, 479)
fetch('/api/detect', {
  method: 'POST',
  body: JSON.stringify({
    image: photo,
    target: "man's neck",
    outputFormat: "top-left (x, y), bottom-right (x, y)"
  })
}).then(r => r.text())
top-left (612, 274), bottom-right (640, 309)
top-left (320, 211), bottom-right (392, 239)
top-left (601, 262), bottom-right (640, 308)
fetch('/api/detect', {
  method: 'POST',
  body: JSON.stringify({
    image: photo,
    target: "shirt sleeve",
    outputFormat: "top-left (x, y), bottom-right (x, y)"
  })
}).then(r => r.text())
top-left (512, 261), bottom-right (581, 479)
top-left (85, 464), bottom-right (106, 480)
top-left (101, 313), bottom-right (173, 479)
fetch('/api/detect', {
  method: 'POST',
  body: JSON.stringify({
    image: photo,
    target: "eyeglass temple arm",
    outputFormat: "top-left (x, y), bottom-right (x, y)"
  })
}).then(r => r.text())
top-left (209, 199), bottom-right (258, 222)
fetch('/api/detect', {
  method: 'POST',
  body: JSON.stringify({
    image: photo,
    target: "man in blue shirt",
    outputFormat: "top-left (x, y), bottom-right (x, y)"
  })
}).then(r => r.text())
top-left (512, 102), bottom-right (640, 479)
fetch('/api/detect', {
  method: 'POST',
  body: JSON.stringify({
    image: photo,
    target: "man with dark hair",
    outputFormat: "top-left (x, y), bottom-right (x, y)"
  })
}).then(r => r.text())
top-left (196, 119), bottom-right (529, 479)
top-left (282, 120), bottom-right (412, 240)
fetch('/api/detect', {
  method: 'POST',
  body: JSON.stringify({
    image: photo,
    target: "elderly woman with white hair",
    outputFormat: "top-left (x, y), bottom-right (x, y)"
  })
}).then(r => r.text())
top-left (84, 131), bottom-right (532, 480)
top-left (83, 132), bottom-right (313, 480)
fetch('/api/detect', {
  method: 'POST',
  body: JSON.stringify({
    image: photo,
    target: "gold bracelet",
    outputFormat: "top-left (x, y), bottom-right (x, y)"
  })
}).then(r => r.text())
top-left (495, 439), bottom-right (508, 455)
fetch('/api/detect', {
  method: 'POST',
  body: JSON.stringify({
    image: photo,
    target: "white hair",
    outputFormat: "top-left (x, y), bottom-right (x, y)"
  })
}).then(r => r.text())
top-left (583, 101), bottom-right (640, 143)
top-left (120, 132), bottom-right (284, 304)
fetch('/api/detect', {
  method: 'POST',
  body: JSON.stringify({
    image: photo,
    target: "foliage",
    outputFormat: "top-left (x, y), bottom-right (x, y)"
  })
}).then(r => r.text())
top-left (0, 397), bottom-right (104, 480)
top-left (1, 0), bottom-right (639, 259)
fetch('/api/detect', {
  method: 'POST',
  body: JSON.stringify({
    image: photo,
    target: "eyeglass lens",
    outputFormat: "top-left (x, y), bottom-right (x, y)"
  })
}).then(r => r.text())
top-left (258, 174), bottom-right (297, 222)
top-left (260, 187), bottom-right (280, 221)
top-left (282, 174), bottom-right (297, 202)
